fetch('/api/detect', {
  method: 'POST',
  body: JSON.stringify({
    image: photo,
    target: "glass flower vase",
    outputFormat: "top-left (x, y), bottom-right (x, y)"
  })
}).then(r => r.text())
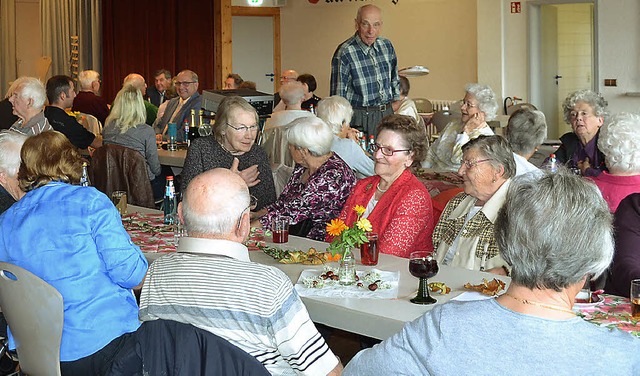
top-left (338, 248), bottom-right (356, 286)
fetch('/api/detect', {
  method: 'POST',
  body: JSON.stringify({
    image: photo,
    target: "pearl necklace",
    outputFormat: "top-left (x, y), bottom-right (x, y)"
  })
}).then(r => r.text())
top-left (376, 183), bottom-right (388, 193)
top-left (504, 293), bottom-right (576, 316)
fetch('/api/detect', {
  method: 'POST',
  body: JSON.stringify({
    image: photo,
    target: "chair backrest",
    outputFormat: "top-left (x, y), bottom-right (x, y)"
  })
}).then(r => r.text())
top-left (260, 126), bottom-right (294, 168)
top-left (431, 110), bottom-right (461, 133)
top-left (413, 98), bottom-right (434, 113)
top-left (78, 113), bottom-right (103, 136)
top-left (0, 262), bottom-right (63, 376)
top-left (89, 144), bottom-right (155, 208)
top-left (36, 56), bottom-right (52, 83)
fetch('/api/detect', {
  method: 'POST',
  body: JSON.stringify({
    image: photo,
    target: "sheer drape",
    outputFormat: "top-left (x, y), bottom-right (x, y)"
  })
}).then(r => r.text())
top-left (101, 0), bottom-right (217, 103)
top-left (41, 0), bottom-right (102, 81)
top-left (0, 0), bottom-right (17, 96)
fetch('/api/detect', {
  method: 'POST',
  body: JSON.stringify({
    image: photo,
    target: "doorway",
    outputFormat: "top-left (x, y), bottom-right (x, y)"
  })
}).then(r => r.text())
top-left (528, 1), bottom-right (596, 139)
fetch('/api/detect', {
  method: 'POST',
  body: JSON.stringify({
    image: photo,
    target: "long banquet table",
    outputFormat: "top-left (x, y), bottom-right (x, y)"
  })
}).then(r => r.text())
top-left (125, 205), bottom-right (640, 340)
top-left (157, 148), bottom-right (187, 167)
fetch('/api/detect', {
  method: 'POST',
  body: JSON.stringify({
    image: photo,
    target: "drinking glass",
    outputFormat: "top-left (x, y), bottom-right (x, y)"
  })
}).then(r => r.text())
top-left (111, 191), bottom-right (127, 216)
top-left (272, 219), bottom-right (289, 243)
top-left (360, 232), bottom-right (379, 266)
top-left (631, 279), bottom-right (640, 318)
top-left (409, 251), bottom-right (438, 305)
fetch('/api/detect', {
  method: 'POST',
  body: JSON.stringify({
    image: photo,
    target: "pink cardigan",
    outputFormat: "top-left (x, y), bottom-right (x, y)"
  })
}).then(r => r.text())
top-left (328, 169), bottom-right (435, 258)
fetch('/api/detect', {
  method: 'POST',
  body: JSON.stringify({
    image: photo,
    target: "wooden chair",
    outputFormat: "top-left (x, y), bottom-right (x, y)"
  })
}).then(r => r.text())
top-left (0, 262), bottom-right (63, 376)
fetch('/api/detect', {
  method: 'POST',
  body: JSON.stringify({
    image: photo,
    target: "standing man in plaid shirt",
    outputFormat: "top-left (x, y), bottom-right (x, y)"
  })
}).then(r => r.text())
top-left (330, 4), bottom-right (400, 136)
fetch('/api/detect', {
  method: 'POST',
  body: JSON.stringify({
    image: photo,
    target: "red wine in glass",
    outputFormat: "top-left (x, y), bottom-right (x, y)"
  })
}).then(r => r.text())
top-left (409, 251), bottom-right (438, 304)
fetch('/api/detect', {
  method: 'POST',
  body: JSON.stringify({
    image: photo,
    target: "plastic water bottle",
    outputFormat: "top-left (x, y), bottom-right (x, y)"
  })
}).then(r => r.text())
top-left (367, 135), bottom-right (376, 154)
top-left (163, 176), bottom-right (176, 224)
top-left (80, 162), bottom-right (90, 186)
top-left (543, 153), bottom-right (558, 173)
top-left (309, 104), bottom-right (316, 115)
top-left (359, 134), bottom-right (367, 151)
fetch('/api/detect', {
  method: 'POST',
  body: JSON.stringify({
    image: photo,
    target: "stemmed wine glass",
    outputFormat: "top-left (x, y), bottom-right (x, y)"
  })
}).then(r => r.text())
top-left (409, 251), bottom-right (439, 305)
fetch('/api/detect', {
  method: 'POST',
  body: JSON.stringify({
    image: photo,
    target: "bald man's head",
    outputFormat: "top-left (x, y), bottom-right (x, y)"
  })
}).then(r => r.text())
top-left (123, 73), bottom-right (147, 95)
top-left (180, 169), bottom-right (250, 239)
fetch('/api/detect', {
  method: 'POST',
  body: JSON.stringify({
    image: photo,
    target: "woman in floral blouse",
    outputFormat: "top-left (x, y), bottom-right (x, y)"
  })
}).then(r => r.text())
top-left (252, 117), bottom-right (356, 240)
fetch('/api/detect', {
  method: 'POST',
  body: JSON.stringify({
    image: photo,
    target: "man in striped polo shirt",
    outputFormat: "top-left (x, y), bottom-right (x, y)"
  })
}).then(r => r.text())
top-left (139, 168), bottom-right (342, 375)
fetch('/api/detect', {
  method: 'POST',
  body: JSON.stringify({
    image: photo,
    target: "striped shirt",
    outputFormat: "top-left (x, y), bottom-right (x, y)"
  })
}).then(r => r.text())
top-left (330, 34), bottom-right (400, 107)
top-left (139, 237), bottom-right (338, 376)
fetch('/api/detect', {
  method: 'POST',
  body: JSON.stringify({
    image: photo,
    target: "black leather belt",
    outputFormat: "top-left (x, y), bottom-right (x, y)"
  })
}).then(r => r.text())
top-left (355, 104), bottom-right (388, 112)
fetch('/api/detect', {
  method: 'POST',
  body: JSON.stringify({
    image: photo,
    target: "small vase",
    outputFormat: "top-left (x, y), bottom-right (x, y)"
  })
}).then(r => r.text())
top-left (338, 248), bottom-right (356, 286)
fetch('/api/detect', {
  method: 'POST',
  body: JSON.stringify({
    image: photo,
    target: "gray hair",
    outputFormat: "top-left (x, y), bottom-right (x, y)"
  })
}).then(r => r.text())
top-left (177, 70), bottom-right (199, 82)
top-left (279, 81), bottom-right (305, 106)
top-left (562, 89), bottom-right (608, 124)
top-left (506, 108), bottom-right (547, 156)
top-left (598, 112), bottom-right (640, 174)
top-left (496, 170), bottom-right (614, 290)
top-left (317, 96), bottom-right (353, 135)
top-left (12, 77), bottom-right (46, 110)
top-left (181, 173), bottom-right (250, 237)
top-left (286, 116), bottom-right (334, 157)
top-left (462, 135), bottom-right (516, 179)
top-left (465, 83), bottom-right (499, 121)
top-left (0, 130), bottom-right (28, 177)
top-left (78, 70), bottom-right (100, 90)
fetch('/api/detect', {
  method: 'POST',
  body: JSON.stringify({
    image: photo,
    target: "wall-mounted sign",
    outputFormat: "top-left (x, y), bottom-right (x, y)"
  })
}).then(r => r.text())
top-left (309, 0), bottom-right (399, 4)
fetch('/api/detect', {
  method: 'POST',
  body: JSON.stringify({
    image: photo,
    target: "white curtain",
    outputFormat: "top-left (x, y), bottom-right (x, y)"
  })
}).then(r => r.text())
top-left (41, 0), bottom-right (101, 80)
top-left (0, 0), bottom-right (17, 96)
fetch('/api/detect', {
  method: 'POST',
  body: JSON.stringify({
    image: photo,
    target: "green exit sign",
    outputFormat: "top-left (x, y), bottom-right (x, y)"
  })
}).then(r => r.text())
top-left (248, 0), bottom-right (263, 5)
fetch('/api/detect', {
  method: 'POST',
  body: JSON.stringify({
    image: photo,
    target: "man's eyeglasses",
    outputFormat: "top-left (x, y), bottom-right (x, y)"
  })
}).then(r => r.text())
top-left (462, 158), bottom-right (493, 169)
top-left (227, 123), bottom-right (259, 133)
top-left (175, 81), bottom-right (196, 87)
top-left (236, 195), bottom-right (258, 229)
top-left (371, 143), bottom-right (411, 156)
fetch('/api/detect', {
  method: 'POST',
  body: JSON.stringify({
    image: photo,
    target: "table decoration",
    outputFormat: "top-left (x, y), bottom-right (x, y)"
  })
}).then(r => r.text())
top-left (295, 266), bottom-right (399, 299)
top-left (326, 205), bottom-right (372, 285)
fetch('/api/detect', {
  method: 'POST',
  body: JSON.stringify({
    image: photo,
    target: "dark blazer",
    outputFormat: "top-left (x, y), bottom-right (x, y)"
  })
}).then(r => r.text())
top-left (153, 92), bottom-right (202, 142)
top-left (146, 86), bottom-right (175, 107)
top-left (0, 98), bottom-right (18, 129)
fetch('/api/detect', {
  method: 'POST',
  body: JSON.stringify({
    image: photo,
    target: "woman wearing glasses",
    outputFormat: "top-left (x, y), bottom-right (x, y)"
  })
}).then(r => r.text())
top-left (432, 135), bottom-right (515, 274)
top-left (330, 114), bottom-right (434, 258)
top-left (556, 89), bottom-right (608, 176)
top-left (421, 83), bottom-right (498, 172)
top-left (181, 96), bottom-right (276, 210)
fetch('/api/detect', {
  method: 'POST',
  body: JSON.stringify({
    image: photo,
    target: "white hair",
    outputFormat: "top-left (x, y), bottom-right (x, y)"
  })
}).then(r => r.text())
top-left (598, 112), bottom-right (640, 174)
top-left (12, 77), bottom-right (46, 110)
top-left (465, 83), bottom-right (499, 121)
top-left (0, 130), bottom-right (28, 177)
top-left (317, 96), bottom-right (353, 135)
top-left (279, 82), bottom-right (305, 106)
top-left (286, 116), bottom-right (334, 157)
top-left (78, 70), bottom-right (100, 90)
top-left (506, 108), bottom-right (547, 156)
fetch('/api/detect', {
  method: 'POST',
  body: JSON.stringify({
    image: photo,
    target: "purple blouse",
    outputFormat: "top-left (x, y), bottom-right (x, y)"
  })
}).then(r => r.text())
top-left (261, 154), bottom-right (356, 240)
top-left (570, 136), bottom-right (605, 177)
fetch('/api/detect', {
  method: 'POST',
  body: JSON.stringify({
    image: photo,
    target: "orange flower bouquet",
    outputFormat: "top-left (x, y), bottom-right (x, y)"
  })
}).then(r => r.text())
top-left (326, 205), bottom-right (372, 257)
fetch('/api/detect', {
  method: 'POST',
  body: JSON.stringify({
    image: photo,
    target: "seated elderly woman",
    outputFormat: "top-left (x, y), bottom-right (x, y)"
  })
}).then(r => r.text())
top-left (330, 114), bottom-right (434, 258)
top-left (432, 135), bottom-right (515, 275)
top-left (0, 131), bottom-right (148, 375)
top-left (252, 117), bottom-right (356, 240)
top-left (343, 171), bottom-right (640, 375)
top-left (103, 84), bottom-right (164, 199)
top-left (263, 81), bottom-right (314, 132)
top-left (505, 107), bottom-right (547, 176)
top-left (0, 130), bottom-right (28, 213)
top-left (556, 89), bottom-right (608, 176)
top-left (421, 83), bottom-right (499, 172)
top-left (182, 96), bottom-right (276, 211)
top-left (605, 193), bottom-right (640, 298)
top-left (8, 77), bottom-right (52, 136)
top-left (394, 75), bottom-right (424, 128)
top-left (588, 113), bottom-right (640, 212)
top-left (317, 95), bottom-right (374, 178)
top-left (297, 73), bottom-right (321, 112)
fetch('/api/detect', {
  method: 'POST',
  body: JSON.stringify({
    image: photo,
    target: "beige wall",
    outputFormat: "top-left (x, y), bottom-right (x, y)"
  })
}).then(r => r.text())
top-left (279, 0), bottom-right (477, 101)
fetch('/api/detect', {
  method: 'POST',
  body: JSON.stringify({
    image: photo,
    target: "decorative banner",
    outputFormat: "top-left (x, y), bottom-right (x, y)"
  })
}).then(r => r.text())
top-left (309, 0), bottom-right (399, 4)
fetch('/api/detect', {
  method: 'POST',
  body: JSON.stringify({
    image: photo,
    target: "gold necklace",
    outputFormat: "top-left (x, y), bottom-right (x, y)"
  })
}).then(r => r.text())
top-left (504, 293), bottom-right (576, 316)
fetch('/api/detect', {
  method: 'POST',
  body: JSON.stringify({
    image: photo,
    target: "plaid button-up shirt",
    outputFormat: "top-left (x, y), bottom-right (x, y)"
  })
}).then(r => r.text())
top-left (330, 34), bottom-right (400, 107)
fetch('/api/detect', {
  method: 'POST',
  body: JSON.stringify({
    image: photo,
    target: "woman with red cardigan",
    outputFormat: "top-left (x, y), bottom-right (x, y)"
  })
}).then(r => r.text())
top-left (329, 114), bottom-right (435, 258)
